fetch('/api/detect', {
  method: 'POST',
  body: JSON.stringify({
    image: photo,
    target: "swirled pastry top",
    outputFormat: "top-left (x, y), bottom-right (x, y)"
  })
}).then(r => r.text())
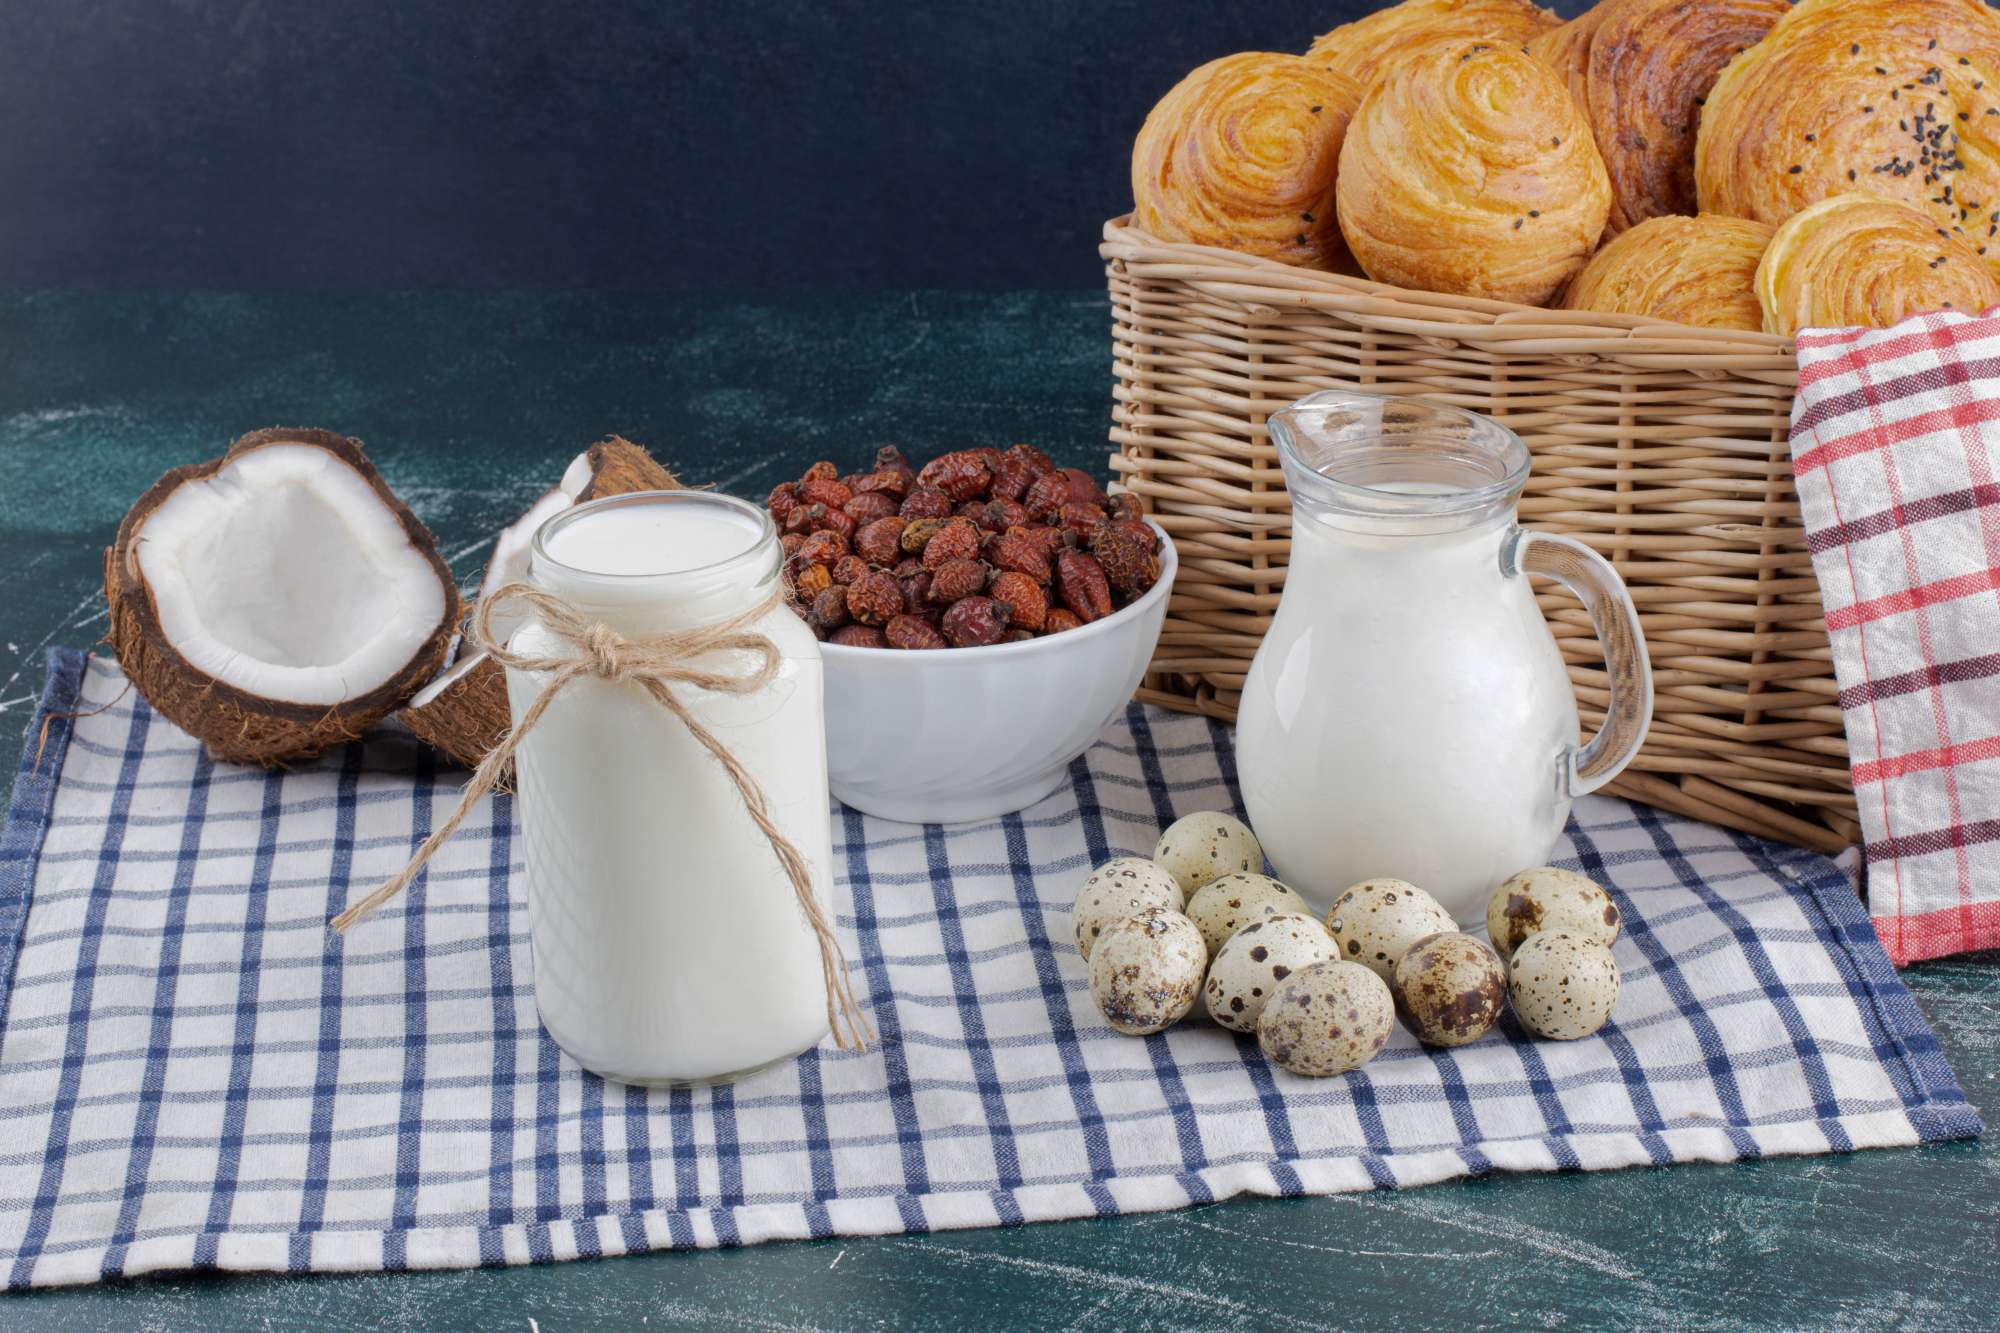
top-left (1308, 0), bottom-right (1560, 90)
top-left (1561, 213), bottom-right (1774, 329)
top-left (1698, 0), bottom-right (2000, 260)
top-left (1529, 0), bottom-right (1789, 234)
top-left (1132, 52), bottom-right (1363, 270)
top-left (1336, 42), bottom-right (1610, 305)
top-left (1756, 194), bottom-right (2000, 335)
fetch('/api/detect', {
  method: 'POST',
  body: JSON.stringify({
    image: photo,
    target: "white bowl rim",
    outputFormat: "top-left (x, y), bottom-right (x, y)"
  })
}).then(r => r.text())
top-left (819, 517), bottom-right (1178, 661)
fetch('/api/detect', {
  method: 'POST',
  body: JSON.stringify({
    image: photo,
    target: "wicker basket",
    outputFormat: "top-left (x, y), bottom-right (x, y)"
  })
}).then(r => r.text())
top-left (1102, 215), bottom-right (1857, 855)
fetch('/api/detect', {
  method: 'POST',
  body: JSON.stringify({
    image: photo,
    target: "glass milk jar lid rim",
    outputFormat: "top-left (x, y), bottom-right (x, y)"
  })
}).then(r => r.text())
top-left (1271, 390), bottom-right (1531, 519)
top-left (530, 490), bottom-right (776, 588)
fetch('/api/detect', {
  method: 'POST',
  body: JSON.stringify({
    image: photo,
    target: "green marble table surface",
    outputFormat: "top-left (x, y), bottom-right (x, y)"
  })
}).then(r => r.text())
top-left (0, 291), bottom-right (1993, 1330)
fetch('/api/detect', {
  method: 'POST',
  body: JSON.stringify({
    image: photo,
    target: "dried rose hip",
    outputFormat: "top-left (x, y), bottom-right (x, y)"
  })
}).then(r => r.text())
top-left (989, 527), bottom-right (1053, 583)
top-left (942, 595), bottom-right (1013, 647)
top-left (1090, 518), bottom-right (1162, 596)
top-left (927, 558), bottom-right (987, 604)
top-left (843, 491), bottom-right (897, 525)
top-left (831, 554), bottom-right (870, 586)
top-left (817, 507), bottom-right (856, 542)
top-left (1006, 443), bottom-right (1058, 477)
top-left (802, 461), bottom-right (839, 484)
top-left (1059, 467), bottom-right (1107, 510)
top-left (976, 498), bottom-right (1028, 533)
top-left (988, 571), bottom-right (1047, 632)
top-left (874, 445), bottom-right (913, 473)
top-left (898, 567), bottom-right (934, 610)
top-left (767, 482), bottom-right (802, 522)
top-left (1056, 502), bottom-right (1106, 535)
top-left (846, 570), bottom-right (904, 626)
top-left (854, 468), bottom-right (913, 500)
top-left (855, 516), bottom-right (906, 566)
top-left (900, 487), bottom-right (954, 520)
top-left (885, 614), bottom-right (947, 650)
top-left (785, 557), bottom-right (832, 601)
top-left (917, 450), bottom-right (994, 502)
top-left (1108, 491), bottom-right (1144, 522)
top-left (1056, 550), bottom-right (1113, 622)
top-left (797, 529), bottom-right (848, 568)
top-left (900, 517), bottom-right (945, 555)
top-left (829, 624), bottom-right (888, 648)
top-left (808, 585), bottom-right (850, 632)
top-left (920, 517), bottom-right (982, 571)
top-left (780, 532), bottom-right (805, 556)
top-left (1044, 608), bottom-right (1082, 634)
top-left (782, 503), bottom-right (824, 537)
top-left (989, 459), bottom-right (1032, 503)
top-left (972, 446), bottom-right (1007, 473)
top-left (800, 477), bottom-right (854, 509)
top-left (1023, 471), bottom-right (1069, 521)
top-left (891, 556), bottom-right (923, 578)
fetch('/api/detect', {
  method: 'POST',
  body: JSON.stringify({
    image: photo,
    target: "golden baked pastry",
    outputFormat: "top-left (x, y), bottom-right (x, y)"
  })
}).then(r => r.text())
top-left (1529, 0), bottom-right (1789, 234)
top-left (1132, 52), bottom-right (1363, 270)
top-left (1561, 214), bottom-right (1774, 329)
top-left (1308, 0), bottom-right (1561, 90)
top-left (1755, 194), bottom-right (2000, 336)
top-left (1336, 42), bottom-right (1610, 304)
top-left (1697, 0), bottom-right (2000, 259)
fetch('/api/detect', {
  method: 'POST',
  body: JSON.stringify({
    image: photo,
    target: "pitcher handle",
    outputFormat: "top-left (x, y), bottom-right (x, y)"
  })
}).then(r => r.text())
top-left (1501, 528), bottom-right (1654, 799)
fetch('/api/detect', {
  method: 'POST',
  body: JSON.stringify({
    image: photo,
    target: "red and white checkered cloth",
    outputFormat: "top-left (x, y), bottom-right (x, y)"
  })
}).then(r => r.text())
top-left (1790, 309), bottom-right (2000, 965)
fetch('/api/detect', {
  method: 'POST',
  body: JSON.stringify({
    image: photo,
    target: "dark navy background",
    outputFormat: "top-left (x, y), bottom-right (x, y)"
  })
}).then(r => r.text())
top-left (2, 0), bottom-right (1589, 289)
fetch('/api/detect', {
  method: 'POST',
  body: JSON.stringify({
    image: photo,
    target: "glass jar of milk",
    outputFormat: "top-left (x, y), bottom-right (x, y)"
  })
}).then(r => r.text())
top-left (1236, 392), bottom-right (1654, 925)
top-left (507, 491), bottom-right (834, 1085)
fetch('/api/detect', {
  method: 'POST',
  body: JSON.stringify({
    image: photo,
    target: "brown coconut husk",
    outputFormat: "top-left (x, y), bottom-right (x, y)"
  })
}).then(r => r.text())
top-left (104, 427), bottom-right (458, 766)
top-left (398, 436), bottom-right (685, 768)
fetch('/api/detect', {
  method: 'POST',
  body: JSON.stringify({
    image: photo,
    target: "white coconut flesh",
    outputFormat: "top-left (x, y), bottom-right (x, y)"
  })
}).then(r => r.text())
top-left (136, 443), bottom-right (449, 707)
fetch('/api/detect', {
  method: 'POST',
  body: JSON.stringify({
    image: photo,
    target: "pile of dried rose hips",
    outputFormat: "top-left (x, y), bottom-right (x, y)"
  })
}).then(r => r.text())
top-left (768, 444), bottom-right (1164, 649)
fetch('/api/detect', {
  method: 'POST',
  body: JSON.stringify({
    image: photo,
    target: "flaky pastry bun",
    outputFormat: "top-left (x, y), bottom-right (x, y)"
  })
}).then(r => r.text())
top-left (1755, 194), bottom-right (2000, 336)
top-left (1132, 52), bottom-right (1363, 270)
top-left (1561, 214), bottom-right (1773, 329)
top-left (1336, 42), bottom-right (1610, 305)
top-left (1308, 0), bottom-right (1560, 90)
top-left (1529, 0), bottom-right (1789, 234)
top-left (1698, 0), bottom-right (2000, 260)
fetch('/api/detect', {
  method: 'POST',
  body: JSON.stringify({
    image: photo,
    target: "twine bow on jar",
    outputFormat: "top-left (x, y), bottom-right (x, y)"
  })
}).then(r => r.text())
top-left (330, 582), bottom-right (874, 1055)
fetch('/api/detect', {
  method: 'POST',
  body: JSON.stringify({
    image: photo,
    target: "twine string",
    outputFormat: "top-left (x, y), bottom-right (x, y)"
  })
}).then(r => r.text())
top-left (329, 582), bottom-right (872, 1054)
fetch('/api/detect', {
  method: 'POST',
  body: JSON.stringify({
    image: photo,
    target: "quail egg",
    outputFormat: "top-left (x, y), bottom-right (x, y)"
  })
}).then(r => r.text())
top-left (1073, 856), bottom-right (1186, 960)
top-left (1506, 931), bottom-right (1621, 1040)
top-left (1185, 872), bottom-right (1311, 958)
top-left (1202, 911), bottom-right (1337, 1033)
top-left (1256, 960), bottom-right (1396, 1077)
top-left (1392, 931), bottom-right (1506, 1048)
top-left (1088, 907), bottom-right (1207, 1035)
top-left (1324, 878), bottom-right (1456, 983)
top-left (1153, 811), bottom-right (1262, 896)
top-left (1486, 866), bottom-right (1622, 961)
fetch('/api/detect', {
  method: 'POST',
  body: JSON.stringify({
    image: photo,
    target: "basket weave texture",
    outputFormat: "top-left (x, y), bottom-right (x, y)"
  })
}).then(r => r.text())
top-left (1102, 215), bottom-right (1857, 854)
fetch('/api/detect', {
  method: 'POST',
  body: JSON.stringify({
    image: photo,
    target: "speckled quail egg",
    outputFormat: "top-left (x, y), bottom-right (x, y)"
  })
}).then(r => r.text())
top-left (1256, 960), bottom-right (1396, 1077)
top-left (1088, 907), bottom-right (1207, 1036)
top-left (1202, 911), bottom-right (1337, 1033)
top-left (1073, 857), bottom-right (1186, 960)
top-left (1152, 811), bottom-right (1262, 897)
top-left (1506, 931), bottom-right (1621, 1040)
top-left (1392, 931), bottom-right (1507, 1048)
top-left (1185, 872), bottom-right (1311, 958)
top-left (1485, 866), bottom-right (1622, 961)
top-left (1324, 878), bottom-right (1457, 983)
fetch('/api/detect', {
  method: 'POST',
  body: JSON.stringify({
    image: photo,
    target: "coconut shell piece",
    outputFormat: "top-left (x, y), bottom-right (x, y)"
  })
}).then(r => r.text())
top-left (399, 435), bottom-right (686, 769)
top-left (105, 427), bottom-right (458, 766)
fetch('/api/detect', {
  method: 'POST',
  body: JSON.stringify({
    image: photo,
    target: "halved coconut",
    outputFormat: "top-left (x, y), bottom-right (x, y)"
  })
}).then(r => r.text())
top-left (105, 427), bottom-right (458, 766)
top-left (399, 436), bottom-right (683, 766)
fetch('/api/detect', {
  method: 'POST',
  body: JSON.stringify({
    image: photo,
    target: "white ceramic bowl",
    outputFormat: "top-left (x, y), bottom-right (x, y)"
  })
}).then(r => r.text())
top-left (821, 522), bottom-right (1176, 824)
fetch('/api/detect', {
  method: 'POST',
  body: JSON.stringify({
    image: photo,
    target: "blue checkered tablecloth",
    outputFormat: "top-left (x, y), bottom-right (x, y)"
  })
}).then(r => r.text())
top-left (0, 649), bottom-right (1980, 1287)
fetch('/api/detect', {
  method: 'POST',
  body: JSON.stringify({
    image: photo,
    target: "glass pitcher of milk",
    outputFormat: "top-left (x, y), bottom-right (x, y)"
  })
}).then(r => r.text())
top-left (1236, 391), bottom-right (1653, 925)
